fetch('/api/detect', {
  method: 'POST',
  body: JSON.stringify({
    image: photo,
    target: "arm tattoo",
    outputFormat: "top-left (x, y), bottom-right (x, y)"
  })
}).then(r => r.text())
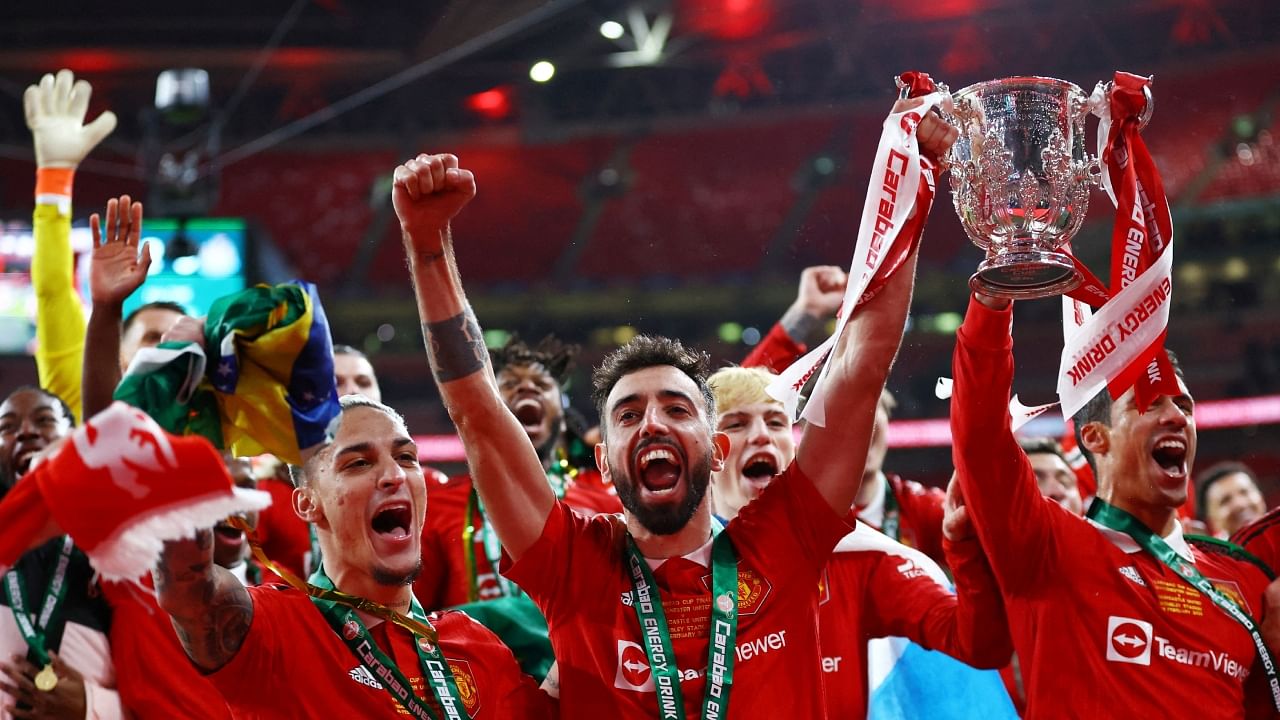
top-left (779, 306), bottom-right (822, 343)
top-left (156, 530), bottom-right (255, 673)
top-left (423, 308), bottom-right (487, 383)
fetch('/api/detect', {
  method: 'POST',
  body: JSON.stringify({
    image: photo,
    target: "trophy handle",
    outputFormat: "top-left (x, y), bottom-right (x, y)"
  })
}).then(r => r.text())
top-left (1085, 79), bottom-right (1154, 130)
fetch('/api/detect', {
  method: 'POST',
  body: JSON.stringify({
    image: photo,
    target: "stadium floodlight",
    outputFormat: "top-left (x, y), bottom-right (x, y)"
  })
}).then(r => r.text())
top-left (529, 61), bottom-right (556, 83)
top-left (600, 20), bottom-right (625, 39)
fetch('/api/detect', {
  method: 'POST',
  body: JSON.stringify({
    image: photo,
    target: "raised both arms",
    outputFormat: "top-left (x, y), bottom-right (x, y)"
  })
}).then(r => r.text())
top-left (395, 153), bottom-right (555, 561)
top-left (154, 529), bottom-right (254, 673)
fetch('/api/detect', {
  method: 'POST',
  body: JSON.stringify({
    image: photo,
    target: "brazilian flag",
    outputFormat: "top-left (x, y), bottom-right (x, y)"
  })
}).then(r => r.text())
top-left (114, 281), bottom-right (341, 464)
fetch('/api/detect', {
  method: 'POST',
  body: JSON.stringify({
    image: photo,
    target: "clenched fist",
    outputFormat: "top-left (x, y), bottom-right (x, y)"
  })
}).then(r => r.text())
top-left (890, 96), bottom-right (958, 167)
top-left (392, 153), bottom-right (476, 258)
top-left (796, 266), bottom-right (848, 319)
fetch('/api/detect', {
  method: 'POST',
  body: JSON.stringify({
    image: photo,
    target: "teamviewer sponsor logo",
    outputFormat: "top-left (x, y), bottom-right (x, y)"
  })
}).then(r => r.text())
top-left (615, 640), bottom-right (702, 693)
top-left (1106, 616), bottom-right (1153, 665)
top-left (616, 640), bottom-right (656, 692)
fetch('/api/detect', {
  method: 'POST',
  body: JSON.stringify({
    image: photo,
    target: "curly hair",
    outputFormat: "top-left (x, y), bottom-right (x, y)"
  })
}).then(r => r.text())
top-left (490, 334), bottom-right (578, 386)
top-left (592, 335), bottom-right (715, 430)
top-left (3, 385), bottom-right (76, 428)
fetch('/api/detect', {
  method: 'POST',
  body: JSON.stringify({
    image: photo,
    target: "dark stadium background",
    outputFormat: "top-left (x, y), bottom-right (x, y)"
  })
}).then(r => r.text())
top-left (0, 0), bottom-right (1276, 494)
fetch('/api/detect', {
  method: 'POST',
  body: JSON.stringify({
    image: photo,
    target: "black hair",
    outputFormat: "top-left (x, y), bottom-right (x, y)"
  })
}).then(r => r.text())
top-left (1070, 350), bottom-right (1184, 475)
top-left (122, 301), bottom-right (188, 335)
top-left (289, 395), bottom-right (407, 487)
top-left (3, 385), bottom-right (76, 428)
top-left (591, 335), bottom-right (714, 436)
top-left (1018, 436), bottom-right (1069, 466)
top-left (490, 334), bottom-right (578, 386)
top-left (1195, 461), bottom-right (1261, 521)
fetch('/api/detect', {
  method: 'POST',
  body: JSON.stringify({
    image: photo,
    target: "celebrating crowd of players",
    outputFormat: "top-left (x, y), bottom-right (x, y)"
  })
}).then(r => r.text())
top-left (1, 68), bottom-right (1278, 720)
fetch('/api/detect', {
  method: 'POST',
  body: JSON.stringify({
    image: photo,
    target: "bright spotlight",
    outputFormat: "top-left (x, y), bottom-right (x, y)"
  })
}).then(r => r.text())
top-left (600, 20), bottom-right (625, 39)
top-left (529, 60), bottom-right (556, 83)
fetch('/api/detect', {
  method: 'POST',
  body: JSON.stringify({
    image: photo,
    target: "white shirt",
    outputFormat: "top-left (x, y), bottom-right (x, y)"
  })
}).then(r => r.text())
top-left (1089, 515), bottom-right (1195, 563)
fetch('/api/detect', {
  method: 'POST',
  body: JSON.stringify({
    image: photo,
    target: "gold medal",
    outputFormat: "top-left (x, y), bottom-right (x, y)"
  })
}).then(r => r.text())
top-left (34, 664), bottom-right (58, 692)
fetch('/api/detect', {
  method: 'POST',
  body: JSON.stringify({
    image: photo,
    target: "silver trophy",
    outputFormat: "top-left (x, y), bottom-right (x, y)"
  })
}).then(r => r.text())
top-left (932, 75), bottom-right (1151, 298)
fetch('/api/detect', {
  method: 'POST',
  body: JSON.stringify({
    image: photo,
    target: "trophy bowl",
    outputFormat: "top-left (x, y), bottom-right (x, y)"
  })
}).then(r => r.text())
top-left (943, 76), bottom-right (1099, 298)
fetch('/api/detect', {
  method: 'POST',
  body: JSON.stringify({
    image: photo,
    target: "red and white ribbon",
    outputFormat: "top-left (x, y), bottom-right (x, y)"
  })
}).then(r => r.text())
top-left (1057, 73), bottom-right (1178, 418)
top-left (768, 88), bottom-right (944, 425)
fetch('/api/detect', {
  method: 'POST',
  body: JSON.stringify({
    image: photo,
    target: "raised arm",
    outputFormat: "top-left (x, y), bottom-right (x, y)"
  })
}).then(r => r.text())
top-left (26, 69), bottom-right (118, 422)
top-left (394, 153), bottom-right (554, 561)
top-left (795, 98), bottom-right (957, 515)
top-left (154, 530), bottom-right (254, 673)
top-left (951, 294), bottom-right (1060, 592)
top-left (82, 195), bottom-right (152, 417)
top-left (742, 265), bottom-right (846, 372)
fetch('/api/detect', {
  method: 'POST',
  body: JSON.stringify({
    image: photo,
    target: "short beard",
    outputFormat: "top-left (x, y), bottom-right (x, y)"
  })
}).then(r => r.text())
top-left (372, 558), bottom-right (423, 587)
top-left (615, 454), bottom-right (712, 536)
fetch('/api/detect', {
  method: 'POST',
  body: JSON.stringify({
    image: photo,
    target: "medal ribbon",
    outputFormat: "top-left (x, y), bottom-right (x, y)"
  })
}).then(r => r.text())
top-left (767, 76), bottom-right (942, 426)
top-left (227, 516), bottom-right (439, 643)
top-left (1086, 499), bottom-right (1280, 710)
top-left (624, 530), bottom-right (739, 719)
top-left (309, 567), bottom-right (470, 720)
top-left (463, 460), bottom-right (574, 602)
top-left (880, 478), bottom-right (900, 542)
top-left (2, 535), bottom-right (73, 666)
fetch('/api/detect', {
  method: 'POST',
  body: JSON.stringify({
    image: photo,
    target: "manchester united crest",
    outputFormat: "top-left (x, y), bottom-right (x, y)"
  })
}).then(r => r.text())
top-left (450, 659), bottom-right (481, 716)
top-left (1208, 578), bottom-right (1251, 615)
top-left (342, 619), bottom-right (361, 641)
top-left (703, 569), bottom-right (772, 616)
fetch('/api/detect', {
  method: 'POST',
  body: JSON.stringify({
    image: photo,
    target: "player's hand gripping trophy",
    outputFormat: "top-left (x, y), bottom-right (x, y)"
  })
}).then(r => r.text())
top-left (919, 74), bottom-right (1153, 298)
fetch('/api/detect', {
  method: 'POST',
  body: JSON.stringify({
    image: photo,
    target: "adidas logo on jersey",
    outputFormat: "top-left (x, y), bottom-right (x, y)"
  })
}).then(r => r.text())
top-left (1118, 566), bottom-right (1147, 587)
top-left (349, 665), bottom-right (383, 690)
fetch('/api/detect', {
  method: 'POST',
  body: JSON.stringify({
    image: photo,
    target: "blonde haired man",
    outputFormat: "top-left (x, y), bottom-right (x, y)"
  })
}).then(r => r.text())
top-left (706, 366), bottom-right (1013, 717)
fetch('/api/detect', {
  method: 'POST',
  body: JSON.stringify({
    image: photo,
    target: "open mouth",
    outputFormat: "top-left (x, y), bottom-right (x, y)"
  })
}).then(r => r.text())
top-left (741, 453), bottom-right (779, 483)
top-left (213, 523), bottom-right (243, 540)
top-left (1151, 438), bottom-right (1188, 479)
top-left (512, 398), bottom-right (545, 429)
top-left (636, 445), bottom-right (684, 493)
top-left (12, 447), bottom-right (40, 477)
top-left (371, 503), bottom-right (412, 540)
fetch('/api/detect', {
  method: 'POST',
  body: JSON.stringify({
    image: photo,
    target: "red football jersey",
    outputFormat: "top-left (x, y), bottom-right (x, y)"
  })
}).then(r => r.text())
top-left (953, 298), bottom-right (1272, 718)
top-left (740, 322), bottom-right (806, 374)
top-left (818, 526), bottom-right (1011, 717)
top-left (1231, 507), bottom-right (1280, 573)
top-left (854, 474), bottom-right (948, 568)
top-left (103, 581), bottom-right (233, 719)
top-left (502, 463), bottom-right (852, 719)
top-left (254, 476), bottom-right (311, 584)
top-left (209, 585), bottom-right (553, 718)
top-left (745, 323), bottom-right (949, 568)
top-left (416, 469), bottom-right (622, 610)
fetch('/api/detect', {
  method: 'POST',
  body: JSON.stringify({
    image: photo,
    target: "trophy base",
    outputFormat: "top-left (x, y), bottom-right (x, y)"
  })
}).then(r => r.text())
top-left (970, 250), bottom-right (1082, 299)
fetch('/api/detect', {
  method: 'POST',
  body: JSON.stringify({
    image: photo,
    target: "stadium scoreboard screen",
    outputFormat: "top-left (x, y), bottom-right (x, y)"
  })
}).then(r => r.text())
top-left (0, 217), bottom-right (248, 355)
